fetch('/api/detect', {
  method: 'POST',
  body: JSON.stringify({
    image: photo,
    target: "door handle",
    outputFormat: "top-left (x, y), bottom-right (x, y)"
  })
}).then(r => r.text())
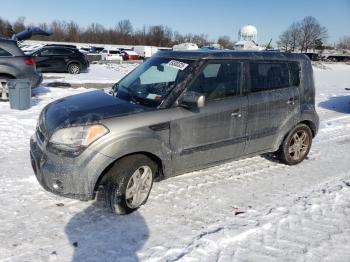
top-left (231, 111), bottom-right (242, 118)
top-left (287, 98), bottom-right (295, 105)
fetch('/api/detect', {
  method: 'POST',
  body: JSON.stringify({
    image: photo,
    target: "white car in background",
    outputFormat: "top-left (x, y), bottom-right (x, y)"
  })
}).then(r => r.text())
top-left (100, 49), bottom-right (123, 61)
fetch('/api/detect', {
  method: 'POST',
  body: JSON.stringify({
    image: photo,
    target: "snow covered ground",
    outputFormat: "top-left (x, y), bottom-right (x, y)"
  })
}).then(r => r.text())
top-left (0, 63), bottom-right (350, 262)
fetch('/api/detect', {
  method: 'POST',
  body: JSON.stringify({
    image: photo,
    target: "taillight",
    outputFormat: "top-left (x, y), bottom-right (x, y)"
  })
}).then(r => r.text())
top-left (24, 57), bottom-right (36, 66)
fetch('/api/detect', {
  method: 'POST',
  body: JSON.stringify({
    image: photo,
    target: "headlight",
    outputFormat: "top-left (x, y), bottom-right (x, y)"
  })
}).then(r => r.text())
top-left (49, 125), bottom-right (109, 152)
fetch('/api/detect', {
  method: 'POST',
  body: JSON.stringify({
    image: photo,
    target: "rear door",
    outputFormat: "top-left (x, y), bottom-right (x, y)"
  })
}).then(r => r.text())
top-left (244, 61), bottom-right (300, 154)
top-left (171, 60), bottom-right (248, 172)
top-left (50, 48), bottom-right (72, 71)
top-left (34, 48), bottom-right (52, 72)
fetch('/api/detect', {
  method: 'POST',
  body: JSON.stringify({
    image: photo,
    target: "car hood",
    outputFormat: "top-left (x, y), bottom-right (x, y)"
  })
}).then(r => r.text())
top-left (41, 90), bottom-right (153, 137)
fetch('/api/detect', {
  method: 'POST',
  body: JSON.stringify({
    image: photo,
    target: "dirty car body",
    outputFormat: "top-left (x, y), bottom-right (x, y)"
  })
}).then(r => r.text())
top-left (30, 50), bottom-right (319, 202)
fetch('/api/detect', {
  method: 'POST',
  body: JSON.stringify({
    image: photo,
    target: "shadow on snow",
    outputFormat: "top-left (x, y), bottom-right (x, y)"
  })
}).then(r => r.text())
top-left (65, 202), bottom-right (149, 262)
top-left (318, 95), bottom-right (350, 114)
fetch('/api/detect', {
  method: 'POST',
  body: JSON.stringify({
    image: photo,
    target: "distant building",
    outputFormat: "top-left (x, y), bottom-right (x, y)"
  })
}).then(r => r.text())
top-left (235, 24), bottom-right (263, 50)
top-left (239, 25), bottom-right (257, 42)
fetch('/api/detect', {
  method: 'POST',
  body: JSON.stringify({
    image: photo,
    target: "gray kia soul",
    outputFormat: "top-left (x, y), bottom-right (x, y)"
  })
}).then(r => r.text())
top-left (30, 51), bottom-right (319, 214)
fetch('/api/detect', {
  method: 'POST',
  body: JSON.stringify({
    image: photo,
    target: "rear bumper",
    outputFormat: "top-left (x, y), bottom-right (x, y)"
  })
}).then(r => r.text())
top-left (30, 133), bottom-right (113, 201)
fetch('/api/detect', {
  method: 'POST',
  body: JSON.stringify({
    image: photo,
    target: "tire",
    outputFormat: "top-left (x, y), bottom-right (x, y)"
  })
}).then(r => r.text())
top-left (104, 154), bottom-right (157, 215)
top-left (277, 124), bottom-right (313, 165)
top-left (67, 63), bottom-right (81, 74)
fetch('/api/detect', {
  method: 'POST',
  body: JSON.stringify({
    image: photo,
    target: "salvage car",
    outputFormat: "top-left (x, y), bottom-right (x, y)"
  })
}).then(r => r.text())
top-left (30, 50), bottom-right (319, 215)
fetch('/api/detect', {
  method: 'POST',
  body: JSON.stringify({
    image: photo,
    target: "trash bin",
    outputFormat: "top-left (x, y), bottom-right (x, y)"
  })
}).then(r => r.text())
top-left (7, 79), bottom-right (31, 110)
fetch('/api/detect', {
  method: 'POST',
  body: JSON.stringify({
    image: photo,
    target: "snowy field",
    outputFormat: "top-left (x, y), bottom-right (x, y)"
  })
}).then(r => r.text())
top-left (0, 63), bottom-right (350, 262)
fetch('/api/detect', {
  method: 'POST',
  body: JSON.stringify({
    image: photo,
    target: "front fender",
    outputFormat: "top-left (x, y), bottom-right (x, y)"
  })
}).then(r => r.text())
top-left (92, 129), bottom-right (173, 177)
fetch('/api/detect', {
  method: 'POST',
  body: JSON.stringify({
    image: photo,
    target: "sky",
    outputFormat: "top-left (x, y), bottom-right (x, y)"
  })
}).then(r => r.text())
top-left (2, 0), bottom-right (350, 45)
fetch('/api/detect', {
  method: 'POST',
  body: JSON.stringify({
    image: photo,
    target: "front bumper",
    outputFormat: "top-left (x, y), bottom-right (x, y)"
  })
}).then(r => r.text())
top-left (30, 133), bottom-right (113, 200)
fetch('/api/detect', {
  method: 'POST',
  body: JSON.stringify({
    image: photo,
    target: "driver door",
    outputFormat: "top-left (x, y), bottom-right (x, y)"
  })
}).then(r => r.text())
top-left (171, 60), bottom-right (248, 173)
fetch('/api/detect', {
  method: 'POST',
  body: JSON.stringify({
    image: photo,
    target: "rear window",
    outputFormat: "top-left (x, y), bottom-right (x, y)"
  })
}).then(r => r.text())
top-left (250, 62), bottom-right (290, 92)
top-left (110, 51), bottom-right (120, 54)
top-left (0, 48), bottom-right (12, 57)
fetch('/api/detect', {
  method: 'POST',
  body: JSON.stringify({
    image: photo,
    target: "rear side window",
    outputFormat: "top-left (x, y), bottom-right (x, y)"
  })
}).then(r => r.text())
top-left (0, 48), bottom-right (12, 57)
top-left (52, 49), bottom-right (74, 55)
top-left (250, 62), bottom-right (290, 92)
top-left (289, 62), bottom-right (301, 86)
top-left (38, 49), bottom-right (52, 56)
top-left (188, 61), bottom-right (241, 100)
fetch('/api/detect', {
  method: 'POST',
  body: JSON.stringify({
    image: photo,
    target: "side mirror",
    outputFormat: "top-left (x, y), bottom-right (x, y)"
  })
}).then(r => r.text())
top-left (179, 91), bottom-right (206, 109)
top-left (109, 83), bottom-right (119, 95)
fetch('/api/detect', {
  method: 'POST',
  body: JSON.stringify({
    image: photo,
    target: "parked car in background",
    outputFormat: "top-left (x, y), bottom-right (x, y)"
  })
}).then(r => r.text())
top-left (89, 46), bottom-right (104, 54)
top-left (30, 51), bottom-right (319, 215)
top-left (0, 38), bottom-right (42, 89)
top-left (133, 45), bottom-right (159, 59)
top-left (100, 49), bottom-right (123, 61)
top-left (121, 50), bottom-right (140, 60)
top-left (172, 42), bottom-right (199, 51)
top-left (29, 45), bottom-right (89, 74)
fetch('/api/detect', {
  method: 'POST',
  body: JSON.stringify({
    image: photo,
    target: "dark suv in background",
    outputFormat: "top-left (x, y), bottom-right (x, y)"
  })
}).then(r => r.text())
top-left (28, 45), bottom-right (89, 74)
top-left (0, 38), bottom-right (42, 88)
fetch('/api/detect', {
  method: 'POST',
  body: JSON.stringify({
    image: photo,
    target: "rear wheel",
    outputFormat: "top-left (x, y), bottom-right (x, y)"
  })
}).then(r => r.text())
top-left (67, 63), bottom-right (81, 74)
top-left (104, 154), bottom-right (157, 215)
top-left (277, 124), bottom-right (312, 165)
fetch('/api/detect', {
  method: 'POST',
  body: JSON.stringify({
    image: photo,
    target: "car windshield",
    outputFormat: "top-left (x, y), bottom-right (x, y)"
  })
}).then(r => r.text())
top-left (115, 57), bottom-right (194, 108)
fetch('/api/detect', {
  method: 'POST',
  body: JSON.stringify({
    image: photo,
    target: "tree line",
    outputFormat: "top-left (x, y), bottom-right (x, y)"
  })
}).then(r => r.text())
top-left (0, 16), bottom-right (236, 48)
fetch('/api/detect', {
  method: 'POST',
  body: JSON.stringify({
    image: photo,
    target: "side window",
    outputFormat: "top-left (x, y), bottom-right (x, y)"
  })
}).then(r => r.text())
top-left (250, 62), bottom-right (290, 92)
top-left (289, 62), bottom-right (300, 86)
top-left (0, 48), bottom-right (12, 57)
top-left (188, 61), bottom-right (241, 100)
top-left (51, 49), bottom-right (73, 55)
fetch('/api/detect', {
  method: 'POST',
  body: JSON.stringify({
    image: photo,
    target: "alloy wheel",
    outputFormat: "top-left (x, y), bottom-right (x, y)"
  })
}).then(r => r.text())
top-left (288, 130), bottom-right (310, 161)
top-left (125, 165), bottom-right (153, 208)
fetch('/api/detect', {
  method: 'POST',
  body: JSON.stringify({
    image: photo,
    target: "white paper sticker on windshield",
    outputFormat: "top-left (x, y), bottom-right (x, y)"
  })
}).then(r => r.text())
top-left (166, 60), bottom-right (189, 71)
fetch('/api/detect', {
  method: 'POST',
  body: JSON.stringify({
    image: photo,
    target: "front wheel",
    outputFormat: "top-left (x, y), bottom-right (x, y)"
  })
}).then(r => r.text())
top-left (104, 154), bottom-right (157, 215)
top-left (277, 124), bottom-right (312, 165)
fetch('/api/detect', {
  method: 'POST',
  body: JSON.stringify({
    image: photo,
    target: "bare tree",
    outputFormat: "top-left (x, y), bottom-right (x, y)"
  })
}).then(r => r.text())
top-left (337, 36), bottom-right (350, 50)
top-left (217, 35), bottom-right (235, 49)
top-left (298, 16), bottom-right (328, 52)
top-left (277, 22), bottom-right (301, 52)
top-left (66, 21), bottom-right (80, 43)
top-left (12, 17), bottom-right (26, 33)
top-left (0, 17), bottom-right (13, 37)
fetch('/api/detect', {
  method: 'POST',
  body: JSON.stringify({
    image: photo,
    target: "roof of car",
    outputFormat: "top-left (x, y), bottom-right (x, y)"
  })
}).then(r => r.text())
top-left (155, 50), bottom-right (309, 61)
